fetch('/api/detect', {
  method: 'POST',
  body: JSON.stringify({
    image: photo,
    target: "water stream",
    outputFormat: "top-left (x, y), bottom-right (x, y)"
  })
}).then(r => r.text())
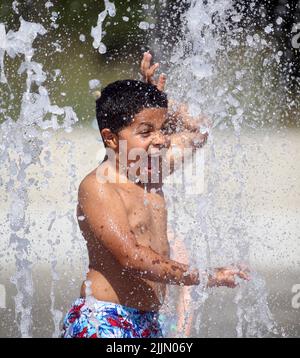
top-left (0, 0), bottom-right (298, 337)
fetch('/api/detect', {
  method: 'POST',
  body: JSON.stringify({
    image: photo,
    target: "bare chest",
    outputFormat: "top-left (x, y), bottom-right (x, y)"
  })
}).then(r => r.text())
top-left (117, 186), bottom-right (169, 257)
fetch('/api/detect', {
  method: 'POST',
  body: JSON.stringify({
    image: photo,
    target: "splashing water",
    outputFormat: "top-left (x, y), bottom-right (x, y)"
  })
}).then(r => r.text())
top-left (0, 16), bottom-right (78, 337)
top-left (234, 272), bottom-right (278, 338)
top-left (91, 0), bottom-right (116, 54)
top-left (163, 0), bottom-right (285, 337)
top-left (1, 0), bottom-right (296, 337)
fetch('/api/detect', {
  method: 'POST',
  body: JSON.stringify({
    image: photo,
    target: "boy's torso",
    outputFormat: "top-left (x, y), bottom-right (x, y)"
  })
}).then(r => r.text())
top-left (78, 169), bottom-right (170, 312)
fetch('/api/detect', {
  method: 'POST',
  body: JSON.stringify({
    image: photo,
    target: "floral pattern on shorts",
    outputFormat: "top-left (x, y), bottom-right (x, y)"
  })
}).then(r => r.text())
top-left (61, 297), bottom-right (164, 338)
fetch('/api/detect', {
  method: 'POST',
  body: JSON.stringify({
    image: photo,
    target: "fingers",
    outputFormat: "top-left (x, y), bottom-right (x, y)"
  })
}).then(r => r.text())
top-left (231, 263), bottom-right (251, 281)
top-left (212, 266), bottom-right (251, 289)
top-left (140, 51), bottom-right (166, 91)
top-left (146, 63), bottom-right (160, 84)
top-left (157, 73), bottom-right (167, 91)
top-left (221, 267), bottom-right (251, 288)
top-left (141, 52), bottom-right (157, 83)
top-left (229, 268), bottom-right (250, 283)
top-left (237, 270), bottom-right (251, 281)
top-left (140, 51), bottom-right (151, 79)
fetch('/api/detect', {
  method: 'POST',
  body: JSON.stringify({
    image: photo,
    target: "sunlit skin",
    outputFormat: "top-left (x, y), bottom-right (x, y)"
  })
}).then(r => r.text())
top-left (77, 52), bottom-right (250, 314)
top-left (101, 107), bottom-right (169, 187)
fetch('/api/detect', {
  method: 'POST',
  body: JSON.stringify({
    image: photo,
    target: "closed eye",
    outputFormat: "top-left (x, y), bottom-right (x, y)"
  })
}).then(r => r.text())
top-left (140, 131), bottom-right (151, 137)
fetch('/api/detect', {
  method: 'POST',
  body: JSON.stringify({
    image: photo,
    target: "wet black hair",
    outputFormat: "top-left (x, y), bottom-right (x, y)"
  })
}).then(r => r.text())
top-left (96, 79), bottom-right (168, 145)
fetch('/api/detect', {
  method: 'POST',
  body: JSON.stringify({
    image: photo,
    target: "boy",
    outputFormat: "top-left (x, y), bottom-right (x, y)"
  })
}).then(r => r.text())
top-left (61, 52), bottom-right (249, 338)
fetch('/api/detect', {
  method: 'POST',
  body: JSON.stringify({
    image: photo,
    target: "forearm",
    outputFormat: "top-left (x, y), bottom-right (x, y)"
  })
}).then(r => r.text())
top-left (167, 99), bottom-right (210, 135)
top-left (166, 130), bottom-right (207, 152)
top-left (165, 100), bottom-right (209, 154)
top-left (121, 244), bottom-right (199, 286)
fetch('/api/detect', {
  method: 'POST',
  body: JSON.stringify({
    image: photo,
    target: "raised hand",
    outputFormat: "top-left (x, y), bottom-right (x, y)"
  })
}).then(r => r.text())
top-left (140, 51), bottom-right (167, 91)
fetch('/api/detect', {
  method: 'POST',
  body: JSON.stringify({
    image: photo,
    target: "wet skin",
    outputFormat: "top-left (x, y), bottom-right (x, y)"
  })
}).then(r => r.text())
top-left (78, 108), bottom-right (178, 311)
top-left (78, 180), bottom-right (170, 311)
top-left (76, 84), bottom-right (250, 311)
top-left (76, 106), bottom-right (250, 312)
top-left (74, 49), bottom-right (251, 314)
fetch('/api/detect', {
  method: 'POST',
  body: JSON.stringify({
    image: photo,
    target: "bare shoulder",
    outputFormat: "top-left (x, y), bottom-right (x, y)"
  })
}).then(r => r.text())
top-left (78, 170), bottom-right (122, 206)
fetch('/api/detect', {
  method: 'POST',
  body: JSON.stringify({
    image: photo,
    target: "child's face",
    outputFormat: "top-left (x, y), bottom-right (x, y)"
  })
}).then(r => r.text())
top-left (117, 107), bottom-right (168, 178)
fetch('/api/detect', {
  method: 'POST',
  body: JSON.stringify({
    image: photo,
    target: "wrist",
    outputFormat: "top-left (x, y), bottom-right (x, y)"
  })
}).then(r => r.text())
top-left (181, 267), bottom-right (199, 285)
top-left (201, 268), bottom-right (219, 288)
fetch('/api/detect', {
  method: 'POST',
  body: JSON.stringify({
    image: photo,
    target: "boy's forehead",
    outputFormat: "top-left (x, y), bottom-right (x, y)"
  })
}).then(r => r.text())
top-left (132, 107), bottom-right (167, 125)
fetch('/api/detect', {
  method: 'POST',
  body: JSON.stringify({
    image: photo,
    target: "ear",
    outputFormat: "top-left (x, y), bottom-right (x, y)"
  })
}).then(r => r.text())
top-left (101, 129), bottom-right (118, 149)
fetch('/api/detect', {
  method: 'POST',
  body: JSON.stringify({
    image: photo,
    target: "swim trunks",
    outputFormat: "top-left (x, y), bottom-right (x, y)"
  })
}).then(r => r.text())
top-left (61, 297), bottom-right (164, 338)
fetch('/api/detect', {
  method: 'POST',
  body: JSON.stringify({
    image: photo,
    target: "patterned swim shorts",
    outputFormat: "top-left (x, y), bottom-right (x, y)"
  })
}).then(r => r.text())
top-left (61, 297), bottom-right (164, 338)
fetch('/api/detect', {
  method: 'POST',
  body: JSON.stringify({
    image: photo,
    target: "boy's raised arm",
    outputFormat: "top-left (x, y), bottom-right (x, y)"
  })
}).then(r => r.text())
top-left (164, 101), bottom-right (210, 152)
top-left (78, 176), bottom-right (199, 286)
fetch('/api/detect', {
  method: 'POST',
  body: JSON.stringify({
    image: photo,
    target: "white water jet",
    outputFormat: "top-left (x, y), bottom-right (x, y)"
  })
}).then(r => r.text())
top-left (0, 16), bottom-right (78, 337)
top-left (163, 0), bottom-right (283, 337)
top-left (91, 0), bottom-right (116, 54)
top-left (0, 0), bottom-right (296, 338)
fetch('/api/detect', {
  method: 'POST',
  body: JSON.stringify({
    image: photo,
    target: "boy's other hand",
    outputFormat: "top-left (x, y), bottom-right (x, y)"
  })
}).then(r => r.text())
top-left (208, 266), bottom-right (251, 288)
top-left (140, 51), bottom-right (166, 91)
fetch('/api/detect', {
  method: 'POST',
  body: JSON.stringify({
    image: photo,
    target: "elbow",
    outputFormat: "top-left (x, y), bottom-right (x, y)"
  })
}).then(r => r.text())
top-left (118, 255), bottom-right (134, 270)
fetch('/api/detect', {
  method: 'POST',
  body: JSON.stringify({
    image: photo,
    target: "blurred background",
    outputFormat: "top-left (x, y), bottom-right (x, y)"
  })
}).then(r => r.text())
top-left (0, 0), bottom-right (299, 127)
top-left (0, 0), bottom-right (299, 338)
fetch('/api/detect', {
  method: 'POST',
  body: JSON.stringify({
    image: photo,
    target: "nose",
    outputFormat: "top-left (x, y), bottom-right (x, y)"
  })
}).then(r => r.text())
top-left (151, 130), bottom-right (167, 149)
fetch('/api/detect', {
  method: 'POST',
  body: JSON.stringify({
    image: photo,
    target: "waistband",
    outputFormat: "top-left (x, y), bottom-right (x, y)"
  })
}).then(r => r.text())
top-left (73, 297), bottom-right (160, 317)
